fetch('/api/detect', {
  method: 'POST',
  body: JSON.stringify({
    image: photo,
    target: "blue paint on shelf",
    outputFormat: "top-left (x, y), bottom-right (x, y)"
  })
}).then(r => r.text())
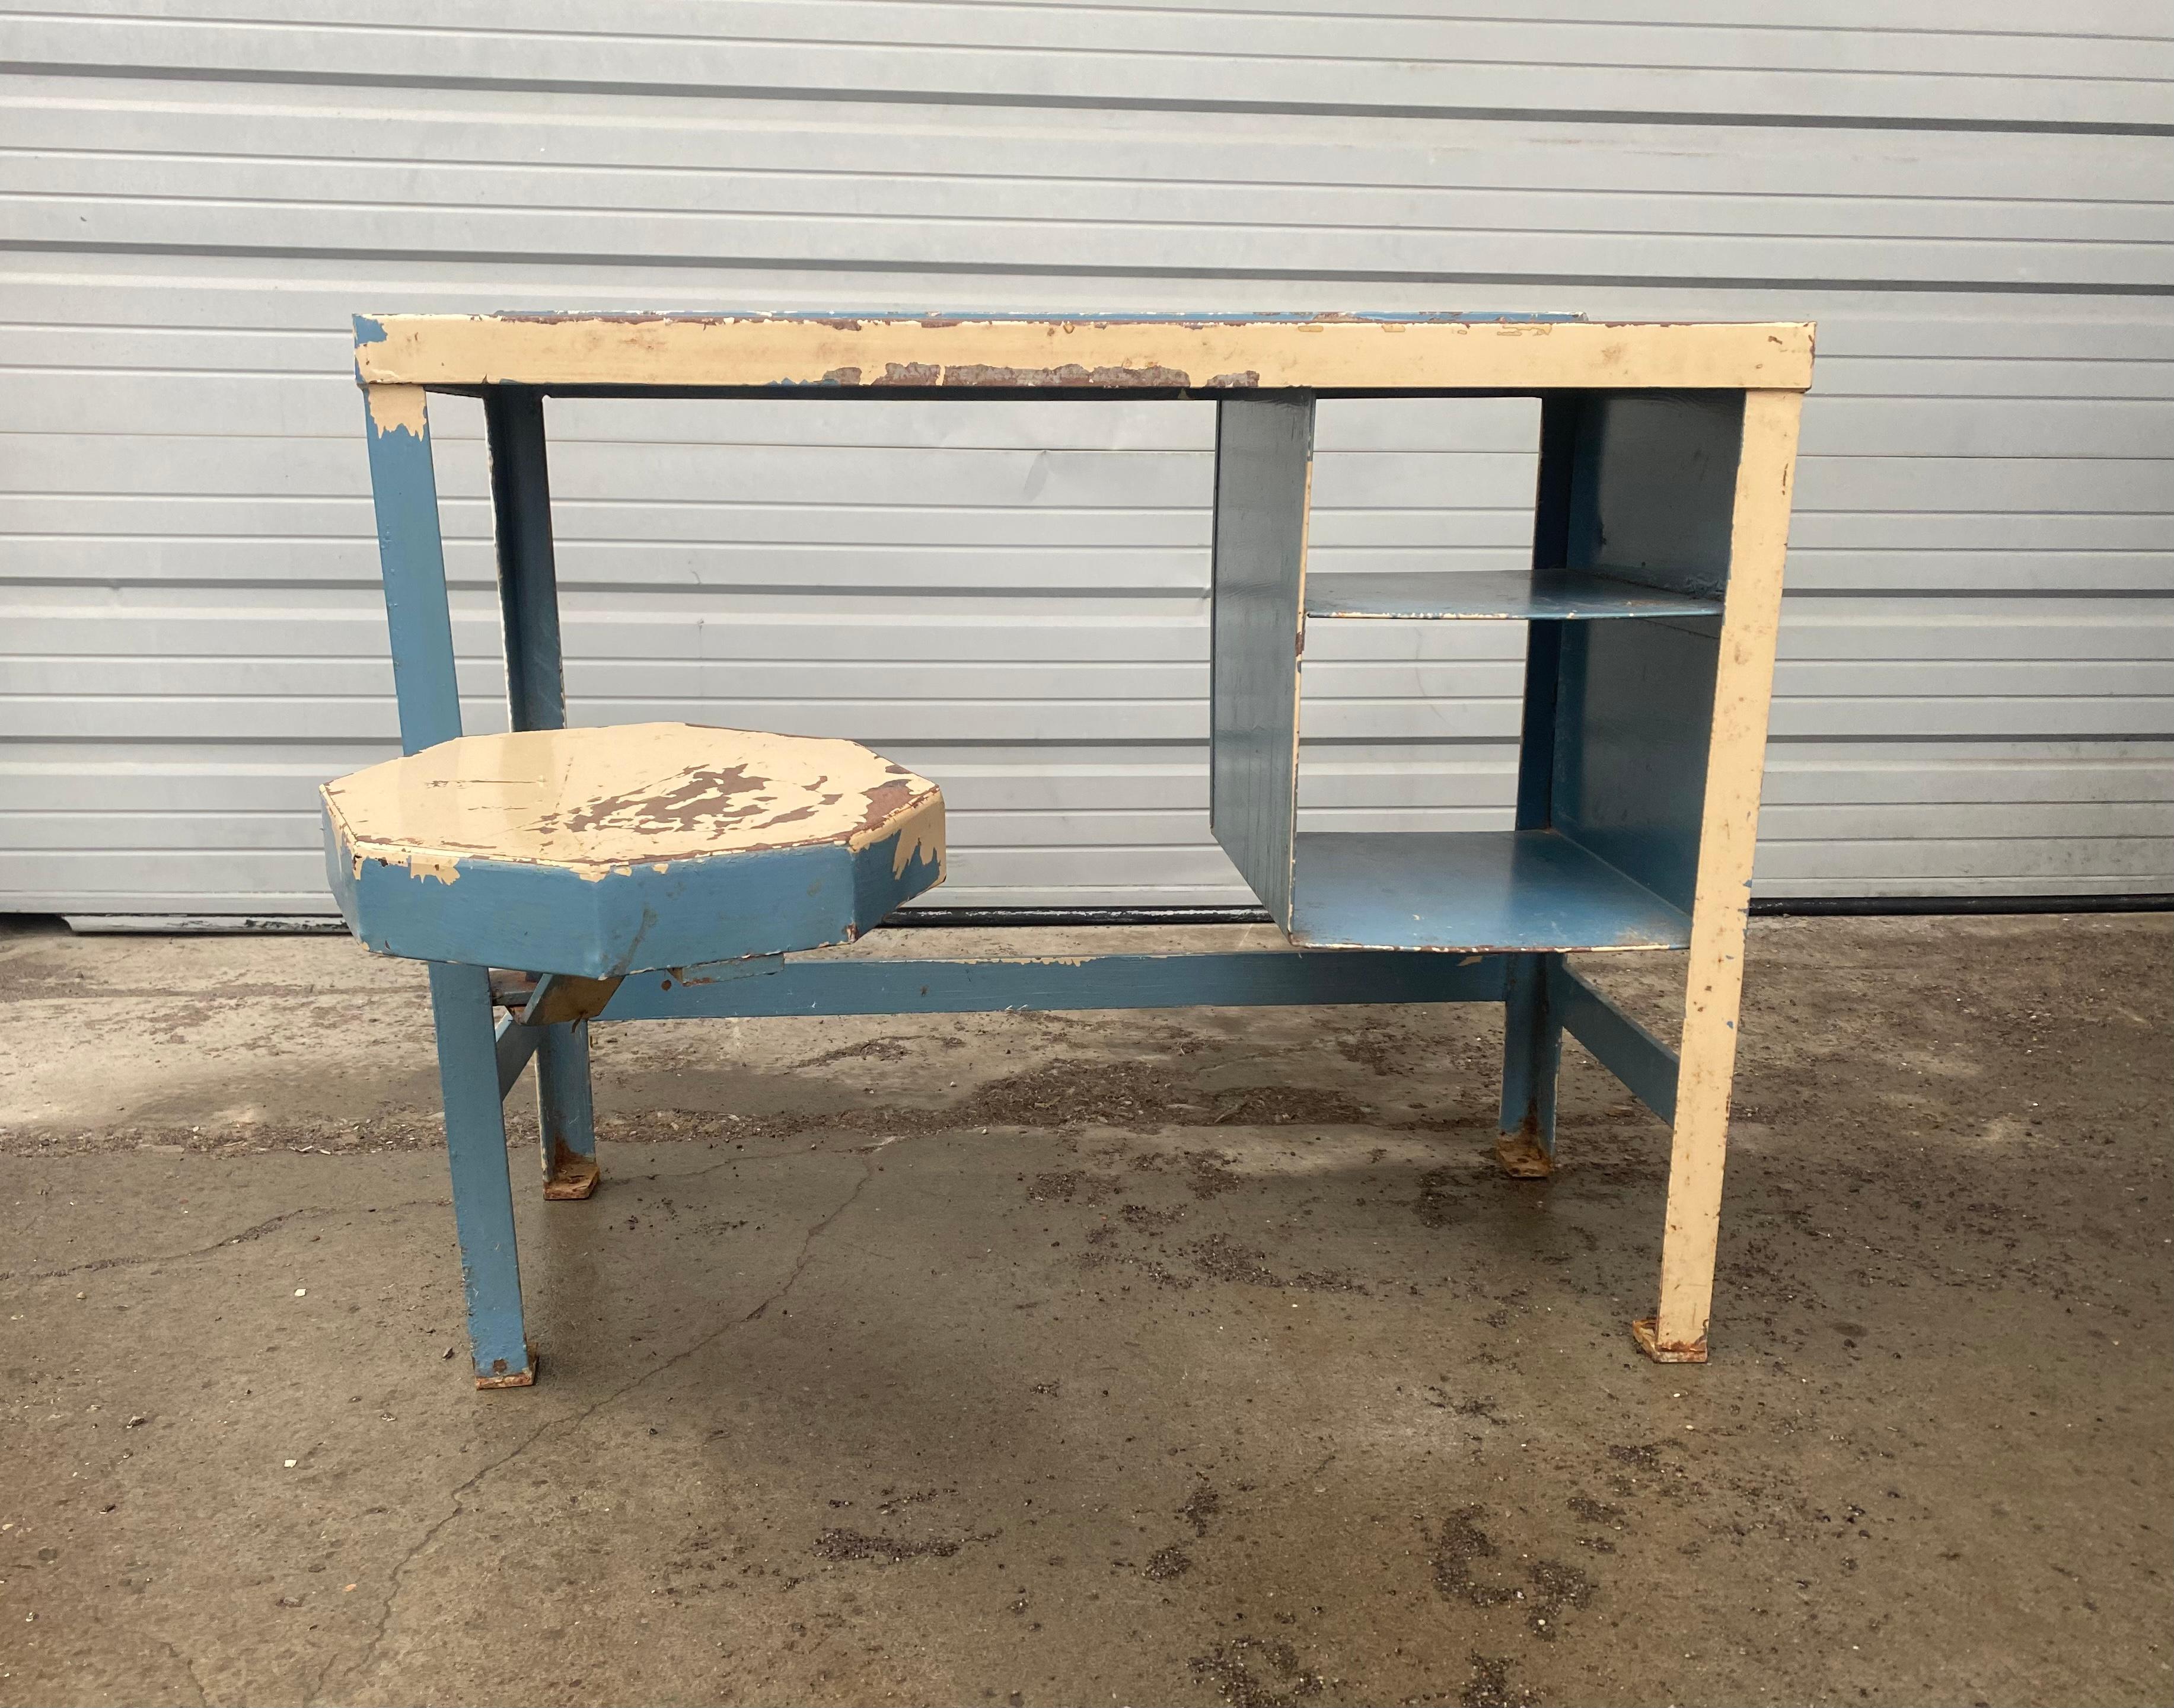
top-left (1286, 830), bottom-right (1690, 954)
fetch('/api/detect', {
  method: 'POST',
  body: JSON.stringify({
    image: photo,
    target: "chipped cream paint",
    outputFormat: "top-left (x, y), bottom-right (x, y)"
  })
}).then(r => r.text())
top-left (887, 798), bottom-right (945, 880)
top-left (352, 315), bottom-right (1815, 394)
top-left (364, 382), bottom-right (429, 438)
top-left (321, 723), bottom-right (945, 883)
top-left (388, 849), bottom-right (465, 887)
top-left (1639, 388), bottom-right (1805, 1365)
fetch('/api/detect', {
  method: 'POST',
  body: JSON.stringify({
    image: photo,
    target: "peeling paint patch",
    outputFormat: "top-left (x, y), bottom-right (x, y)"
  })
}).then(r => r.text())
top-left (385, 850), bottom-right (461, 886)
top-left (365, 384), bottom-right (427, 438)
top-left (890, 802), bottom-right (945, 881)
top-left (937, 363), bottom-right (1193, 389)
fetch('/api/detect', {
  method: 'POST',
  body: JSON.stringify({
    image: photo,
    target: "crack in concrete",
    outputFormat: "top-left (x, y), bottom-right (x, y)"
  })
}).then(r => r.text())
top-left (325, 1152), bottom-right (882, 1705)
top-left (665, 1130), bottom-right (904, 1184)
top-left (7, 1201), bottom-right (446, 1283)
top-left (138, 1629), bottom-right (213, 1708)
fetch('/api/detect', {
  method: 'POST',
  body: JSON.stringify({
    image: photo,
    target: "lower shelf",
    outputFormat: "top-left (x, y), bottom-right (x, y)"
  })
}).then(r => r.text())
top-left (1303, 567), bottom-right (1722, 621)
top-left (1286, 829), bottom-right (1691, 953)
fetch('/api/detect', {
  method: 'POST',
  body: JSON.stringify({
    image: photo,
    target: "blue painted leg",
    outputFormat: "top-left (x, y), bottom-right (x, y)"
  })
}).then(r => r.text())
top-left (1497, 952), bottom-right (1562, 1177)
top-left (538, 1020), bottom-right (601, 1200)
top-left (1490, 400), bottom-right (1581, 1181)
top-left (481, 391), bottom-right (600, 1204)
top-left (427, 961), bottom-right (536, 1387)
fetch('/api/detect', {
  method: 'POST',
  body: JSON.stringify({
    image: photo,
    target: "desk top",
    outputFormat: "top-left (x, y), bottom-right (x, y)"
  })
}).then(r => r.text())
top-left (353, 311), bottom-right (1814, 395)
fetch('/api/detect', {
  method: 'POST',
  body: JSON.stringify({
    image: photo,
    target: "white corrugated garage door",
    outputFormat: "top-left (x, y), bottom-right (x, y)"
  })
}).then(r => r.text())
top-left (2, 3), bottom-right (2169, 912)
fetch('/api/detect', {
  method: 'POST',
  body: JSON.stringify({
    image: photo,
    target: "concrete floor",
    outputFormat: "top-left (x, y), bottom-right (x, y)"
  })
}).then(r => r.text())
top-left (0, 914), bottom-right (2167, 1708)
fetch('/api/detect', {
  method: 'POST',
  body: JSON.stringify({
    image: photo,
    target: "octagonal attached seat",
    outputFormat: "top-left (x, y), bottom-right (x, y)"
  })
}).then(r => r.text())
top-left (322, 723), bottom-right (945, 978)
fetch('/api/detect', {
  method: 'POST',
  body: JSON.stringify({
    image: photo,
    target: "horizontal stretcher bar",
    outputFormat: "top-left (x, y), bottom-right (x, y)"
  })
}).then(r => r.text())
top-left (1545, 958), bottom-right (1681, 1126)
top-left (494, 1012), bottom-right (543, 1097)
top-left (486, 952), bottom-right (1683, 1127)
top-left (599, 949), bottom-right (1510, 1020)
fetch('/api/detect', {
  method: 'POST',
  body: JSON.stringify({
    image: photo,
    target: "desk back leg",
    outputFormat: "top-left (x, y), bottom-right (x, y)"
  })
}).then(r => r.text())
top-left (485, 387), bottom-right (600, 1202)
top-left (428, 961), bottom-right (536, 1387)
top-left (1494, 398), bottom-right (1578, 1177)
top-left (1497, 952), bottom-right (1563, 1177)
top-left (538, 1020), bottom-right (600, 1199)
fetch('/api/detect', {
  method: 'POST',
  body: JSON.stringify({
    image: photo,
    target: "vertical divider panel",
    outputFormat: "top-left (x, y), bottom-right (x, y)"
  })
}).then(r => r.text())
top-left (1514, 394), bottom-right (1583, 832)
top-left (1209, 393), bottom-right (1314, 928)
top-left (1551, 392), bottom-right (1746, 915)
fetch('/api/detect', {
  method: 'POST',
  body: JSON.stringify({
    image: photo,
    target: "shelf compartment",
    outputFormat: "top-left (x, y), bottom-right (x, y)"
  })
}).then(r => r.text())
top-left (1285, 829), bottom-right (1691, 953)
top-left (1303, 568), bottom-right (1720, 622)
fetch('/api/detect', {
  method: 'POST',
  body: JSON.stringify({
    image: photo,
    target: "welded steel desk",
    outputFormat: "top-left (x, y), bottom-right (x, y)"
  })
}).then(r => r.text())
top-left (353, 311), bottom-right (1811, 1369)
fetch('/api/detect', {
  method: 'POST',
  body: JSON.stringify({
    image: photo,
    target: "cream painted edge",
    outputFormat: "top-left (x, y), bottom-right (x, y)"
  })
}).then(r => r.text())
top-left (354, 317), bottom-right (1816, 392)
top-left (1651, 387), bottom-right (1805, 1358)
top-left (870, 791), bottom-right (946, 882)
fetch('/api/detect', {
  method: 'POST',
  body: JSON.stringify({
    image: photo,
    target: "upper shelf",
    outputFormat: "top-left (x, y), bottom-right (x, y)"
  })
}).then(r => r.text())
top-left (1304, 568), bottom-right (1722, 622)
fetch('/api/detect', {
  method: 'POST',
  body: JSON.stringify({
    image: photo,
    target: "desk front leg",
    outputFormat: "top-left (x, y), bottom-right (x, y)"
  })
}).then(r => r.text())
top-left (1636, 390), bottom-right (1800, 1364)
top-left (428, 961), bottom-right (535, 1388)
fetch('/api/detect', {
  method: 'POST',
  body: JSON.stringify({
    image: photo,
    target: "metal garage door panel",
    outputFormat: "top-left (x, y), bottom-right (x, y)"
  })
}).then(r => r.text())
top-left (2, 15), bottom-right (2169, 914)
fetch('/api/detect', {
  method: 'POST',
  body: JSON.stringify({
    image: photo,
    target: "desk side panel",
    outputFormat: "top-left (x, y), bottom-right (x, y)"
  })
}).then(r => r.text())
top-left (1551, 390), bottom-right (1745, 911)
top-left (1553, 617), bottom-right (1720, 916)
top-left (1573, 391), bottom-right (1745, 600)
top-left (1210, 394), bottom-right (1313, 927)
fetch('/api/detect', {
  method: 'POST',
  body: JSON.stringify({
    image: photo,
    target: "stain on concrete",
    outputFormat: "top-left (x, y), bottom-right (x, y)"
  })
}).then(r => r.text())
top-left (1189, 1637), bottom-right (1325, 1707)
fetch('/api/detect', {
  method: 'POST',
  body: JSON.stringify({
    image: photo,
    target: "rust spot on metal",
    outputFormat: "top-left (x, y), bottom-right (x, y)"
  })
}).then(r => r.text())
top-left (1630, 1317), bottom-right (1708, 1364)
top-left (489, 972), bottom-right (537, 1009)
top-left (474, 1348), bottom-right (538, 1389)
top-left (1208, 371), bottom-right (1261, 388)
top-left (519, 972), bottom-right (623, 1026)
top-left (820, 366), bottom-right (863, 385)
top-left (542, 1147), bottom-right (600, 1201)
top-left (878, 362), bottom-right (942, 385)
top-left (1493, 1130), bottom-right (1554, 1179)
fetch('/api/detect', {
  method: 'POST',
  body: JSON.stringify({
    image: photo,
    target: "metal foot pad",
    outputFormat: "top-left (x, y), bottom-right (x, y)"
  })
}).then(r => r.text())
top-left (474, 1347), bottom-right (538, 1390)
top-left (543, 1157), bottom-right (600, 1201)
top-left (1493, 1132), bottom-right (1555, 1179)
top-left (1631, 1317), bottom-right (1708, 1364)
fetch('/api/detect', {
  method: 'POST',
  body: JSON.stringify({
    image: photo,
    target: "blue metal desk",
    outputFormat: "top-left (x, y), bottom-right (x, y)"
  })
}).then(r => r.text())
top-left (352, 311), bottom-right (1811, 1370)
